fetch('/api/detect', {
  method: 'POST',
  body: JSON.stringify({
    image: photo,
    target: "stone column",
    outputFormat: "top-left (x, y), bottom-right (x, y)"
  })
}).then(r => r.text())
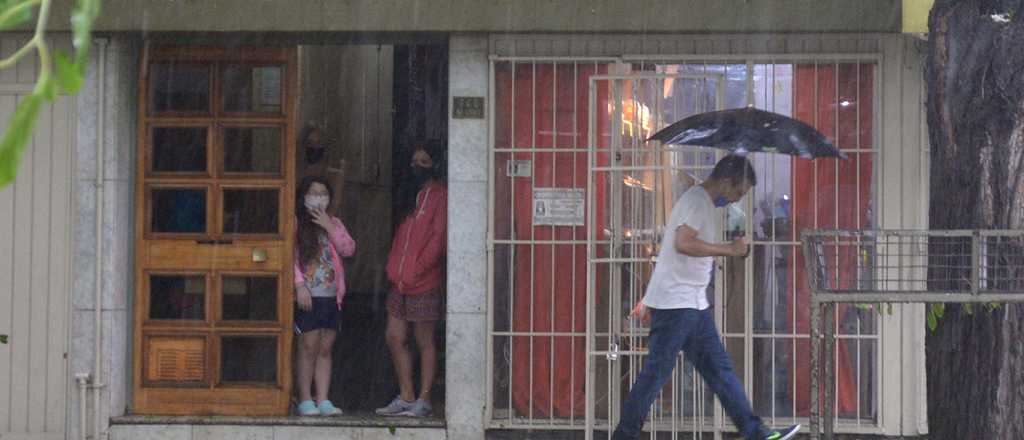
top-left (445, 34), bottom-right (489, 440)
top-left (69, 36), bottom-right (139, 440)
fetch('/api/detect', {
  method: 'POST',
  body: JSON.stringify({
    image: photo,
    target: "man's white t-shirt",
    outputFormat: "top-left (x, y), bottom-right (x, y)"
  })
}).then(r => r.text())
top-left (641, 186), bottom-right (719, 310)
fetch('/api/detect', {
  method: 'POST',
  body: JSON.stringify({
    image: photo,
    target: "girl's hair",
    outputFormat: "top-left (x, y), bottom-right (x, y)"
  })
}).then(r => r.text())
top-left (396, 140), bottom-right (446, 221)
top-left (295, 175), bottom-right (334, 269)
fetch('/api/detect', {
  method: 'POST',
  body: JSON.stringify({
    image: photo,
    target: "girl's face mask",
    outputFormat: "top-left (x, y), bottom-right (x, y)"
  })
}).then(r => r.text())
top-left (304, 194), bottom-right (329, 212)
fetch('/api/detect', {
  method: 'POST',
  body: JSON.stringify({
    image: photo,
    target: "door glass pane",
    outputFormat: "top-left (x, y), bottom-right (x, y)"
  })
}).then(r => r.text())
top-left (222, 189), bottom-right (279, 234)
top-left (222, 65), bottom-right (283, 114)
top-left (223, 127), bottom-right (282, 174)
top-left (222, 275), bottom-right (277, 321)
top-left (220, 336), bottom-right (277, 383)
top-left (149, 274), bottom-right (205, 320)
top-left (150, 63), bottom-right (210, 113)
top-left (151, 126), bottom-right (208, 173)
top-left (151, 188), bottom-right (207, 233)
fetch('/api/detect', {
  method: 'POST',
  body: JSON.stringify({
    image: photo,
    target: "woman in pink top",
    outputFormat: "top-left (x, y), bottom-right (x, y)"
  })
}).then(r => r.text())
top-left (292, 176), bottom-right (356, 416)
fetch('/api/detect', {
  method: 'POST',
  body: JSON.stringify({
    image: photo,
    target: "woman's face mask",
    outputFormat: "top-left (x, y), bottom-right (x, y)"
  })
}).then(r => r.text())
top-left (304, 194), bottom-right (329, 212)
top-left (305, 144), bottom-right (326, 165)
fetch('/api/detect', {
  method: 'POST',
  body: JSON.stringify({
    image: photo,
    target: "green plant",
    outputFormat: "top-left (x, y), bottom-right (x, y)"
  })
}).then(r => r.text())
top-left (0, 334), bottom-right (7, 344)
top-left (926, 302), bottom-right (1001, 332)
top-left (0, 0), bottom-right (100, 187)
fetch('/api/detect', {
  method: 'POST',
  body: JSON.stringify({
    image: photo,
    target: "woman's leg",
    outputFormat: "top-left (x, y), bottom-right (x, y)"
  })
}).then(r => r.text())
top-left (313, 329), bottom-right (337, 402)
top-left (296, 329), bottom-right (322, 402)
top-left (412, 320), bottom-right (437, 402)
top-left (385, 314), bottom-right (415, 401)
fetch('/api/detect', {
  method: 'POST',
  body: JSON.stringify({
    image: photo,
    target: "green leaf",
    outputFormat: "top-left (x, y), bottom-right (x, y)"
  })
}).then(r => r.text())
top-left (926, 311), bottom-right (937, 332)
top-left (54, 51), bottom-right (83, 93)
top-left (0, 334), bottom-right (8, 344)
top-left (933, 303), bottom-right (944, 319)
top-left (0, 92), bottom-right (43, 186)
top-left (387, 426), bottom-right (396, 435)
top-left (0, 0), bottom-right (35, 30)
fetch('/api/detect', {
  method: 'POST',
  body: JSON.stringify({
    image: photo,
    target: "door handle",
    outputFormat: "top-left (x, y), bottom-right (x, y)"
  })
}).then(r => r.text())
top-left (196, 239), bottom-right (234, 245)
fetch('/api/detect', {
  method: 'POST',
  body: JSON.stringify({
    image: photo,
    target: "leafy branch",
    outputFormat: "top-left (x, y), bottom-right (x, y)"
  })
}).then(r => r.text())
top-left (0, 0), bottom-right (100, 187)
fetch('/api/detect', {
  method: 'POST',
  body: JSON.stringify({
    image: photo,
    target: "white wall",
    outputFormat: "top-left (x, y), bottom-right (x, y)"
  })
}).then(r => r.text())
top-left (0, 33), bottom-right (76, 440)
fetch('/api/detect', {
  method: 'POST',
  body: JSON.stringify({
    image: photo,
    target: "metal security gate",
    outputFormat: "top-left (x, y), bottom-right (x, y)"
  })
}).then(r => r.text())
top-left (489, 57), bottom-right (886, 437)
top-left (585, 73), bottom-right (726, 439)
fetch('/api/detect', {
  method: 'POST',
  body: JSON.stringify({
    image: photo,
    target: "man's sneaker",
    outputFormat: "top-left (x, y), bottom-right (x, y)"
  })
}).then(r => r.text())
top-left (317, 400), bottom-right (343, 416)
top-left (375, 396), bottom-right (414, 416)
top-left (296, 399), bottom-right (320, 416)
top-left (764, 424), bottom-right (801, 440)
top-left (396, 399), bottom-right (432, 417)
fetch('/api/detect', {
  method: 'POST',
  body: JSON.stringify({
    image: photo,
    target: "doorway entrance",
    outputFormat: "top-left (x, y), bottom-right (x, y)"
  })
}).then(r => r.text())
top-left (131, 41), bottom-right (449, 418)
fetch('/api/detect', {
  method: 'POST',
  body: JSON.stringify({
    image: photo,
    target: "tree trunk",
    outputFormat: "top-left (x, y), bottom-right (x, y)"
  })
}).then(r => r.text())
top-left (925, 0), bottom-right (1024, 438)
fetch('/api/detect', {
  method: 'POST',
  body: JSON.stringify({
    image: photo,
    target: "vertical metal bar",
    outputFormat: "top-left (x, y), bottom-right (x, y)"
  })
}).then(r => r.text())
top-left (853, 61), bottom-right (863, 427)
top-left (508, 61), bottom-right (517, 424)
top-left (813, 61), bottom-right (820, 232)
top-left (485, 58), bottom-right (497, 427)
top-left (610, 76), bottom-right (625, 431)
top-left (831, 64), bottom-right (843, 429)
top-left (971, 230), bottom-right (980, 295)
top-left (824, 302), bottom-right (835, 440)
top-left (549, 62), bottom-right (557, 424)
top-left (745, 61), bottom-right (756, 404)
top-left (528, 61), bottom-right (537, 426)
top-left (805, 236), bottom-right (820, 440)
top-left (713, 63), bottom-right (726, 438)
top-left (570, 61), bottom-right (579, 426)
top-left (790, 64), bottom-right (800, 423)
top-left (585, 75), bottom-right (597, 440)
top-left (767, 61), bottom-right (778, 425)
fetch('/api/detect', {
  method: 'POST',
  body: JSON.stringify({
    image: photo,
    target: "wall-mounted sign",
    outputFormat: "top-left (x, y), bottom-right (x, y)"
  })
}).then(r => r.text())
top-left (453, 96), bottom-right (485, 119)
top-left (507, 159), bottom-right (532, 177)
top-left (533, 188), bottom-right (585, 226)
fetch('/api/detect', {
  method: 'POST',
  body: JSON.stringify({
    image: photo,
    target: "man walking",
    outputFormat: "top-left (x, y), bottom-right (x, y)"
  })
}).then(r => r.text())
top-left (612, 155), bottom-right (800, 440)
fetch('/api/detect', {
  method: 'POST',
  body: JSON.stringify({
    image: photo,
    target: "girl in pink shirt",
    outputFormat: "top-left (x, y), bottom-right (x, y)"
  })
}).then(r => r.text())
top-left (293, 176), bottom-right (356, 416)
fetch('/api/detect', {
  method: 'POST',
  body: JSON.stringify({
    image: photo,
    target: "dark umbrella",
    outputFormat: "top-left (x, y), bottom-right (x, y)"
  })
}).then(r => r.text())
top-left (648, 106), bottom-right (847, 160)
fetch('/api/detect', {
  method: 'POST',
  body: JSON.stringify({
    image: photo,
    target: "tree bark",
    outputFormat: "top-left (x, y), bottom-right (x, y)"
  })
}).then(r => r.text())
top-left (925, 0), bottom-right (1024, 438)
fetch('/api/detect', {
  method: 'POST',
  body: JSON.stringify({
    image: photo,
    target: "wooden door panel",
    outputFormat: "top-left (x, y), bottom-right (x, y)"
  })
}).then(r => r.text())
top-left (133, 44), bottom-right (296, 416)
top-left (143, 241), bottom-right (285, 270)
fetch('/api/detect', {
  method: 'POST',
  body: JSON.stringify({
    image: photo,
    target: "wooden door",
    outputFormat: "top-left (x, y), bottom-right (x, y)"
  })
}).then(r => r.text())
top-left (132, 45), bottom-right (297, 415)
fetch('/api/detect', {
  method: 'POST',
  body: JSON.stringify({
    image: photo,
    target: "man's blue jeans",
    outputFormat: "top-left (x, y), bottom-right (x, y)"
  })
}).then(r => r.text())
top-left (612, 307), bottom-right (768, 440)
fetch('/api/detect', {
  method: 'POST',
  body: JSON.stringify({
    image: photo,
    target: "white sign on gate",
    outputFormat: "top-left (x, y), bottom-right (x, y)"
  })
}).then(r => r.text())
top-left (532, 188), bottom-right (585, 226)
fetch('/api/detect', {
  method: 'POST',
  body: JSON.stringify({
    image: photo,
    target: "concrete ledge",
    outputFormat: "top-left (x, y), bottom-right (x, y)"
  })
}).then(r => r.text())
top-left (109, 423), bottom-right (447, 440)
top-left (111, 413), bottom-right (445, 428)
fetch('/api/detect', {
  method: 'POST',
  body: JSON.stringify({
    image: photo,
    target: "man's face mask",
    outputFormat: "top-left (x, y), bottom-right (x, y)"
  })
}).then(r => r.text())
top-left (304, 194), bottom-right (329, 212)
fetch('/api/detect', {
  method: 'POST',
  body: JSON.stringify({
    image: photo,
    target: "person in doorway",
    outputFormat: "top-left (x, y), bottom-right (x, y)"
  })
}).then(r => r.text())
top-left (293, 176), bottom-right (356, 416)
top-left (376, 141), bottom-right (447, 418)
top-left (612, 155), bottom-right (800, 440)
top-left (299, 123), bottom-right (347, 214)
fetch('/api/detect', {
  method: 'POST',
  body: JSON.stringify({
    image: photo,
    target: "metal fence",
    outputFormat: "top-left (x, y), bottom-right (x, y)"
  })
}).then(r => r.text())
top-left (489, 57), bottom-right (885, 438)
top-left (803, 229), bottom-right (1024, 440)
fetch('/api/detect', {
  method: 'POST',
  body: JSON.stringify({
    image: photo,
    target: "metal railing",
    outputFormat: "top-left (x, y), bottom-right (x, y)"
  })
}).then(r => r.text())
top-left (803, 229), bottom-right (1024, 440)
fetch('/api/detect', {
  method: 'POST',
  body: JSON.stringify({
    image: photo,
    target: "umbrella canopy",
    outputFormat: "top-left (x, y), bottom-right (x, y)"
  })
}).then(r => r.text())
top-left (648, 106), bottom-right (847, 160)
